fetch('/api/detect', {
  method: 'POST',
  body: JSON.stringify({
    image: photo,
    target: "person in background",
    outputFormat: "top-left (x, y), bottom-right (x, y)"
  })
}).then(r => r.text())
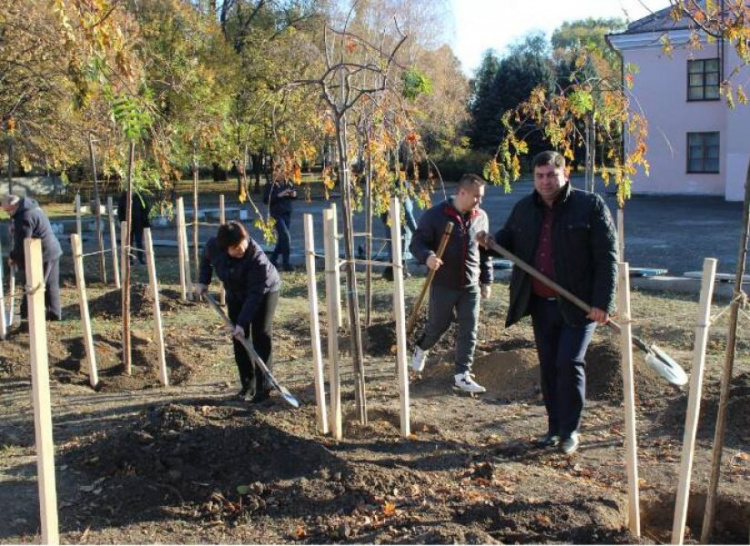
top-left (479, 150), bottom-right (617, 455)
top-left (1, 194), bottom-right (63, 322)
top-left (381, 179), bottom-right (418, 281)
top-left (118, 189), bottom-right (151, 265)
top-left (409, 174), bottom-right (493, 394)
top-left (194, 221), bottom-right (281, 404)
top-left (263, 169), bottom-right (297, 272)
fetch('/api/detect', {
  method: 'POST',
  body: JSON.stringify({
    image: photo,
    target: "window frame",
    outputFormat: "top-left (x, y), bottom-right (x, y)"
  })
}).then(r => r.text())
top-left (686, 132), bottom-right (720, 174)
top-left (687, 58), bottom-right (721, 101)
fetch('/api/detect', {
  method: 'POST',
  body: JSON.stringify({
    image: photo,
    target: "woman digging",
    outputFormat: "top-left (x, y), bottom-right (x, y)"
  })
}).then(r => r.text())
top-left (194, 221), bottom-right (281, 403)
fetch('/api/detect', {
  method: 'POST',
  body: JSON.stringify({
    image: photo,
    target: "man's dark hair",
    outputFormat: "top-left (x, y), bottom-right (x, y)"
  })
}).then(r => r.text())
top-left (532, 151), bottom-right (566, 170)
top-left (216, 221), bottom-right (249, 252)
top-left (457, 173), bottom-right (486, 191)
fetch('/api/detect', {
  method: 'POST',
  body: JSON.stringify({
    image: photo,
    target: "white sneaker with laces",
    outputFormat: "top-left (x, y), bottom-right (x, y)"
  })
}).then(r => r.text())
top-left (454, 372), bottom-right (486, 394)
top-left (411, 346), bottom-right (428, 373)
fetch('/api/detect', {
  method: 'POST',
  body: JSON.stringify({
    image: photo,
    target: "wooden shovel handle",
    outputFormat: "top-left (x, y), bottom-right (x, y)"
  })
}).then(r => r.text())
top-left (406, 221), bottom-right (454, 336)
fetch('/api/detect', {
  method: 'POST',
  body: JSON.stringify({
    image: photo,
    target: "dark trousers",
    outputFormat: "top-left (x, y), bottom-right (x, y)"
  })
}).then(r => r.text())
top-left (131, 229), bottom-right (145, 264)
top-left (19, 258), bottom-right (62, 321)
top-left (271, 212), bottom-right (291, 266)
top-left (227, 290), bottom-right (279, 393)
top-left (531, 297), bottom-right (596, 439)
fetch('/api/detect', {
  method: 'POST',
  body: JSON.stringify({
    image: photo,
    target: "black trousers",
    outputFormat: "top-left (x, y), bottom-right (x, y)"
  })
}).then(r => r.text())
top-left (227, 290), bottom-right (279, 392)
top-left (19, 258), bottom-right (62, 321)
top-left (530, 296), bottom-right (596, 440)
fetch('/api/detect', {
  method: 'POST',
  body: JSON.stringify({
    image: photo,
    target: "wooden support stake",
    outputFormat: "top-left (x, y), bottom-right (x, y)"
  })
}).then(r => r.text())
top-left (617, 261), bottom-right (641, 537)
top-left (324, 209), bottom-right (342, 439)
top-left (144, 228), bottom-right (168, 387)
top-left (74, 193), bottom-right (82, 240)
top-left (304, 214), bottom-right (328, 434)
top-left (0, 239), bottom-right (6, 340)
top-left (219, 194), bottom-right (226, 306)
top-left (8, 262), bottom-right (15, 326)
top-left (25, 238), bottom-right (60, 544)
top-left (71, 234), bottom-right (99, 389)
top-left (671, 258), bottom-right (717, 545)
top-left (330, 203), bottom-right (344, 328)
top-left (390, 198), bottom-right (410, 437)
top-left (107, 197), bottom-right (121, 289)
top-left (121, 221), bottom-right (132, 375)
top-left (617, 208), bottom-right (625, 261)
top-left (177, 198), bottom-right (194, 299)
top-left (176, 197), bottom-right (188, 301)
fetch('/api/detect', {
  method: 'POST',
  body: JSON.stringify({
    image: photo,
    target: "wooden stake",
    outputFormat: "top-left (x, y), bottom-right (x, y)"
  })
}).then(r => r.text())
top-left (177, 197), bottom-right (194, 299)
top-left (390, 198), bottom-right (410, 437)
top-left (144, 228), bottom-right (168, 386)
top-left (71, 234), bottom-right (99, 389)
top-left (617, 261), bottom-right (641, 537)
top-left (671, 258), bottom-right (716, 545)
top-left (219, 194), bottom-right (226, 306)
top-left (0, 239), bottom-right (6, 340)
top-left (8, 262), bottom-right (15, 326)
top-left (107, 197), bottom-right (121, 289)
top-left (324, 209), bottom-right (342, 439)
top-left (617, 208), bottom-right (625, 261)
top-left (121, 221), bottom-right (132, 375)
top-left (25, 238), bottom-right (59, 544)
top-left (74, 192), bottom-right (82, 240)
top-left (330, 203), bottom-right (343, 328)
top-left (304, 214), bottom-right (328, 434)
top-left (87, 134), bottom-right (107, 284)
top-left (176, 197), bottom-right (188, 301)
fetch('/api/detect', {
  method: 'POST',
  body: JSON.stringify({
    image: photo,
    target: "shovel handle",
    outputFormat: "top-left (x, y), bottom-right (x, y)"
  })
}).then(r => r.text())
top-left (406, 221), bottom-right (454, 336)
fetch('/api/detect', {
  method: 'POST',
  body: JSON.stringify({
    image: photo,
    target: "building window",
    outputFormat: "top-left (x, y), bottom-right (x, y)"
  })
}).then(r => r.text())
top-left (687, 132), bottom-right (720, 173)
top-left (688, 58), bottom-right (720, 100)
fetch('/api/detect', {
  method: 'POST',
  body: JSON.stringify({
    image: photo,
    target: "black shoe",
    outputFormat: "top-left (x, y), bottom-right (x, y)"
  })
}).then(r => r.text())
top-left (237, 386), bottom-right (250, 399)
top-left (249, 389), bottom-right (271, 404)
top-left (382, 267), bottom-right (394, 281)
top-left (283, 263), bottom-right (294, 272)
top-left (535, 432), bottom-right (560, 448)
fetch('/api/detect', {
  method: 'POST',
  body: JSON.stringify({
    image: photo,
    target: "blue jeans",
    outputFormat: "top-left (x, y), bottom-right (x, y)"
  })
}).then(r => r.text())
top-left (271, 212), bottom-right (291, 266)
top-left (417, 284), bottom-right (480, 375)
top-left (531, 297), bottom-right (597, 439)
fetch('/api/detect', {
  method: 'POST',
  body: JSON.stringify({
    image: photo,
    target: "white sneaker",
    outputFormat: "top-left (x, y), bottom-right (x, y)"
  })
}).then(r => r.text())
top-left (411, 346), bottom-right (428, 373)
top-left (454, 372), bottom-right (486, 394)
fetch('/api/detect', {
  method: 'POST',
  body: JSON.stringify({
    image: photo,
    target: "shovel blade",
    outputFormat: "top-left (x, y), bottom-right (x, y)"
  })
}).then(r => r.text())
top-left (645, 344), bottom-right (688, 386)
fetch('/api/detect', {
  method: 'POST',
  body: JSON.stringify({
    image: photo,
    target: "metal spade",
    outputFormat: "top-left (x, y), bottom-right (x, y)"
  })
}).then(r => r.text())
top-left (482, 237), bottom-right (688, 386)
top-left (203, 292), bottom-right (300, 408)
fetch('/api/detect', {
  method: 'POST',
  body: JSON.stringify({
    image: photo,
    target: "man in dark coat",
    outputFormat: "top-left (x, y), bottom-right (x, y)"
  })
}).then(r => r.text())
top-left (479, 151), bottom-right (618, 454)
top-left (263, 170), bottom-right (297, 271)
top-left (118, 190), bottom-right (151, 264)
top-left (1, 195), bottom-right (63, 321)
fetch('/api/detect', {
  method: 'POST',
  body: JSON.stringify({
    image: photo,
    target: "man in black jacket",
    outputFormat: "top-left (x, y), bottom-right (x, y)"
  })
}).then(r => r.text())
top-left (409, 174), bottom-right (493, 394)
top-left (2, 195), bottom-right (63, 322)
top-left (480, 151), bottom-right (617, 454)
top-left (118, 190), bottom-right (151, 265)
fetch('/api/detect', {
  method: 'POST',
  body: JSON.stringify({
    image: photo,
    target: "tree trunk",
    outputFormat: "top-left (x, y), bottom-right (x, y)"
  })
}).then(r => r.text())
top-left (192, 150), bottom-right (200, 278)
top-left (701, 161), bottom-right (750, 543)
top-left (7, 140), bottom-right (12, 195)
top-left (87, 135), bottom-right (107, 283)
top-left (335, 115), bottom-right (368, 424)
top-left (364, 141), bottom-right (373, 326)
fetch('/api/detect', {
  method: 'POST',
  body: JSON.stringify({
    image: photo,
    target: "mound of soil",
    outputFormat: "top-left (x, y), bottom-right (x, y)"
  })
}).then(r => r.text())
top-left (86, 285), bottom-right (196, 319)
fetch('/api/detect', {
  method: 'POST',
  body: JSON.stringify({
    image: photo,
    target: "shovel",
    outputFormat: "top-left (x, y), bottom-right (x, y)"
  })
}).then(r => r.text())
top-left (482, 237), bottom-right (688, 386)
top-left (406, 221), bottom-right (454, 336)
top-left (203, 292), bottom-right (300, 408)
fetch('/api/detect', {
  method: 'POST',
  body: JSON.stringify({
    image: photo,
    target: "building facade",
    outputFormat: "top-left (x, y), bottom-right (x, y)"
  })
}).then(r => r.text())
top-left (608, 7), bottom-right (749, 202)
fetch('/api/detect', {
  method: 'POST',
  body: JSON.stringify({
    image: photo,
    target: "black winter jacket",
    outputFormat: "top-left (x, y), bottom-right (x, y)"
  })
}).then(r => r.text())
top-left (118, 191), bottom-right (151, 231)
top-left (199, 235), bottom-right (281, 328)
top-left (410, 198), bottom-right (493, 289)
top-left (494, 184), bottom-right (617, 327)
top-left (263, 180), bottom-right (295, 217)
top-left (9, 197), bottom-right (63, 265)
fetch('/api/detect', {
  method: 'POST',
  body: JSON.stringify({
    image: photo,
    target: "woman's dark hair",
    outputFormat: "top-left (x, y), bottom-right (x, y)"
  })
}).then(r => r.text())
top-left (216, 221), bottom-right (249, 252)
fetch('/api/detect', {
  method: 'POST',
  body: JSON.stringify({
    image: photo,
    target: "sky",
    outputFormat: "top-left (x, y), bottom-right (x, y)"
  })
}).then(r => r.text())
top-left (448, 0), bottom-right (662, 75)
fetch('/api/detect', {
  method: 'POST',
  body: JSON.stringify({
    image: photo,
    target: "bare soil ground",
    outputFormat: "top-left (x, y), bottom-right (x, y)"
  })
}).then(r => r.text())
top-left (0, 257), bottom-right (749, 544)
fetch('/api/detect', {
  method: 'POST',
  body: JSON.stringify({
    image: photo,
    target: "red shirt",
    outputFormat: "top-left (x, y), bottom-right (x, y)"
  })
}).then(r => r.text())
top-left (532, 205), bottom-right (557, 298)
